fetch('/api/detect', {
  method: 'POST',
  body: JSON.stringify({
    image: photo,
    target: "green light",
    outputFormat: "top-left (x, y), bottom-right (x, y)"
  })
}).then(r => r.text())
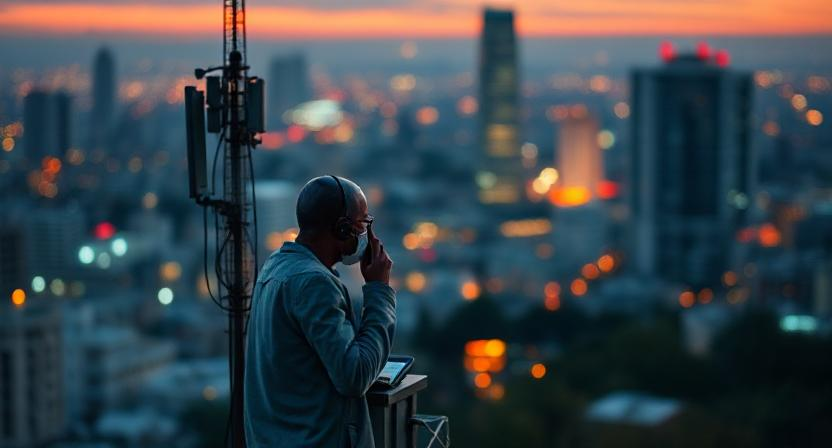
top-left (78, 246), bottom-right (95, 264)
top-left (31, 276), bottom-right (46, 293)
top-left (111, 238), bottom-right (128, 257)
top-left (158, 287), bottom-right (174, 306)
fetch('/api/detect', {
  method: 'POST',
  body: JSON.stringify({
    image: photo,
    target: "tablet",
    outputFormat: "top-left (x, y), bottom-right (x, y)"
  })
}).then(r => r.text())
top-left (373, 355), bottom-right (414, 389)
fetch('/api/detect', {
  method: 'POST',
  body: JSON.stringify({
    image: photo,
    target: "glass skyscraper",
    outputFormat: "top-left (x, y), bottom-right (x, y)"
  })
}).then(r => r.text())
top-left (267, 53), bottom-right (311, 131)
top-left (630, 51), bottom-right (753, 287)
top-left (477, 8), bottom-right (522, 207)
top-left (91, 47), bottom-right (115, 150)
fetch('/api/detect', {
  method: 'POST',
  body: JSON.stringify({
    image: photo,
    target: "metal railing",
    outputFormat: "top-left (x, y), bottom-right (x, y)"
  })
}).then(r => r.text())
top-left (367, 375), bottom-right (449, 448)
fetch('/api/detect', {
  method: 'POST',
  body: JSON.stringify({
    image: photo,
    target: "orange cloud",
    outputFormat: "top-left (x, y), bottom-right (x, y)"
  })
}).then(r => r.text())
top-left (0, 1), bottom-right (830, 39)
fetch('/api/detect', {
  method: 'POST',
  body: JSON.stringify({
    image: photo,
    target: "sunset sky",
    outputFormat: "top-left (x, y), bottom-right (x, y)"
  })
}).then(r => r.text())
top-left (1, 0), bottom-right (831, 39)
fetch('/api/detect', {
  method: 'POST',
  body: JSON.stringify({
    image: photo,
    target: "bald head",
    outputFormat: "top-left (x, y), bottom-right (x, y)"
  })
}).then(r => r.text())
top-left (296, 176), bottom-right (366, 236)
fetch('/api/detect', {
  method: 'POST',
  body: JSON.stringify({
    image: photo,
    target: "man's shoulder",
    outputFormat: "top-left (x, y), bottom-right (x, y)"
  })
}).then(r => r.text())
top-left (287, 269), bottom-right (340, 290)
top-left (255, 258), bottom-right (342, 311)
top-left (262, 263), bottom-right (341, 301)
top-left (263, 250), bottom-right (337, 283)
top-left (276, 269), bottom-right (345, 313)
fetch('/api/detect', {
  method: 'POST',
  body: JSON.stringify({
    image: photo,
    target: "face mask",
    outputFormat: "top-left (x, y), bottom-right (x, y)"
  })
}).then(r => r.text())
top-left (341, 231), bottom-right (368, 265)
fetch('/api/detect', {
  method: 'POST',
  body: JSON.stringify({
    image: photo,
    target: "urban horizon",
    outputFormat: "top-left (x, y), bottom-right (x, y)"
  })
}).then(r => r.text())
top-left (2, 2), bottom-right (831, 448)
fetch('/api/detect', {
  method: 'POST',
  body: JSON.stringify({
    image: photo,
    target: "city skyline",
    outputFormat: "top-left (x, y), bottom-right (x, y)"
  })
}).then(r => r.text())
top-left (1, 3), bottom-right (830, 446)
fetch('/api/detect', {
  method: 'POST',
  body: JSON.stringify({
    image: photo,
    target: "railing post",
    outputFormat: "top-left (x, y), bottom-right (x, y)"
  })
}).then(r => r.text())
top-left (367, 375), bottom-right (442, 448)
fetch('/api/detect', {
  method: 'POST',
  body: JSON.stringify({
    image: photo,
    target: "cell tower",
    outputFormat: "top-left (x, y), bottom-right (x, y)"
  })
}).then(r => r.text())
top-left (185, 1), bottom-right (265, 446)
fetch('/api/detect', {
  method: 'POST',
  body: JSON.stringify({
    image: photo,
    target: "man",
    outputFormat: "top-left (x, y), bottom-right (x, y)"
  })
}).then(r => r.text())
top-left (244, 175), bottom-right (396, 448)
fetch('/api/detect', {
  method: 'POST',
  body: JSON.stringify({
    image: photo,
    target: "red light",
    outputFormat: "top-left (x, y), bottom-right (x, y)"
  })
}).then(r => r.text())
top-left (597, 180), bottom-right (620, 200)
top-left (715, 49), bottom-right (730, 67)
top-left (260, 132), bottom-right (285, 150)
top-left (659, 41), bottom-right (675, 62)
top-left (758, 223), bottom-right (781, 247)
top-left (736, 227), bottom-right (756, 243)
top-left (94, 222), bottom-right (116, 240)
top-left (324, 90), bottom-right (346, 103)
top-left (696, 41), bottom-right (711, 60)
top-left (286, 125), bottom-right (305, 143)
top-left (418, 248), bottom-right (437, 263)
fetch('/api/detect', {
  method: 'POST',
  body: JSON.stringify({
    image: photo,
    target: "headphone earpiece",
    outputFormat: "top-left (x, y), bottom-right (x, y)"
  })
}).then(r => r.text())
top-left (329, 175), bottom-right (352, 241)
top-left (334, 217), bottom-right (352, 241)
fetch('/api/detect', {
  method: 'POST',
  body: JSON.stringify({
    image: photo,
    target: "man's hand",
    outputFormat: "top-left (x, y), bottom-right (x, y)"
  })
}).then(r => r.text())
top-left (360, 225), bottom-right (393, 285)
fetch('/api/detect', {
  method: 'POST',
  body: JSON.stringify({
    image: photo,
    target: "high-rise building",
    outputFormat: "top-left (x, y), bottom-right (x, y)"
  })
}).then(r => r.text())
top-left (477, 8), bottom-right (523, 207)
top-left (78, 326), bottom-right (177, 422)
top-left (550, 113), bottom-right (608, 268)
top-left (629, 46), bottom-right (752, 287)
top-left (555, 113), bottom-right (603, 207)
top-left (22, 91), bottom-right (50, 160)
top-left (267, 53), bottom-right (311, 131)
top-left (23, 90), bottom-right (72, 161)
top-left (91, 47), bottom-right (116, 150)
top-left (254, 181), bottom-right (297, 265)
top-left (24, 207), bottom-right (86, 282)
top-left (0, 304), bottom-right (66, 446)
top-left (0, 225), bottom-right (25, 302)
top-left (55, 92), bottom-right (72, 158)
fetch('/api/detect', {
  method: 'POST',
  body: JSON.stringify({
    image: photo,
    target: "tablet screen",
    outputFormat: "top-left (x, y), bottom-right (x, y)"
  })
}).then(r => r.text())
top-left (377, 361), bottom-right (407, 382)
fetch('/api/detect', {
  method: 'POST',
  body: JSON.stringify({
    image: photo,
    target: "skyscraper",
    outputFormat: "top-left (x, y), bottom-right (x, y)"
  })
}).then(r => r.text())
top-left (554, 113), bottom-right (603, 207)
top-left (0, 225), bottom-right (25, 301)
top-left (253, 181), bottom-right (296, 265)
top-left (91, 47), bottom-right (115, 150)
top-left (267, 53), bottom-right (311, 131)
top-left (22, 90), bottom-right (51, 160)
top-left (630, 46), bottom-right (752, 287)
top-left (0, 304), bottom-right (66, 446)
top-left (23, 90), bottom-right (72, 161)
top-left (25, 206), bottom-right (86, 282)
top-left (477, 8), bottom-right (522, 207)
top-left (54, 92), bottom-right (72, 158)
top-left (552, 113), bottom-right (607, 269)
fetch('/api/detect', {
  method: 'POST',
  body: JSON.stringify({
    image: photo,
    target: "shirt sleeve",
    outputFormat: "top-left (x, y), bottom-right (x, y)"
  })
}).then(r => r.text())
top-left (291, 273), bottom-right (396, 397)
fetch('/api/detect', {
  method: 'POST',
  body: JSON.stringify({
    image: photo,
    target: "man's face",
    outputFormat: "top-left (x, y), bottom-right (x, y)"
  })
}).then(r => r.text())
top-left (340, 192), bottom-right (372, 255)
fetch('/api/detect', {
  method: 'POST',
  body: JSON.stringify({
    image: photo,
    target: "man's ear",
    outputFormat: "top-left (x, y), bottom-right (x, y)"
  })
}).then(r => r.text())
top-left (332, 232), bottom-right (347, 253)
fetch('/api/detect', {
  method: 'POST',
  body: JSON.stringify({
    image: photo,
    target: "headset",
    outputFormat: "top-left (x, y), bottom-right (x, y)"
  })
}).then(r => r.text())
top-left (329, 175), bottom-right (353, 241)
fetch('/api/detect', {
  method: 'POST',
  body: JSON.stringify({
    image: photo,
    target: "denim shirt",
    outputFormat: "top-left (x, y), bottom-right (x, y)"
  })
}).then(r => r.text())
top-left (244, 241), bottom-right (396, 447)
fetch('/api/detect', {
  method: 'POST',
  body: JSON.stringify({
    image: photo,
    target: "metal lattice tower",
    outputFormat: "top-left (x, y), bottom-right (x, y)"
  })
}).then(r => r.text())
top-left (187, 2), bottom-right (264, 446)
top-left (221, 1), bottom-right (253, 447)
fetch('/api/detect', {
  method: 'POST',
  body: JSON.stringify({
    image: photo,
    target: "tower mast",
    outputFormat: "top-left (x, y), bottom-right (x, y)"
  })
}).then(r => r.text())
top-left (186, 1), bottom-right (264, 446)
top-left (223, 1), bottom-right (250, 447)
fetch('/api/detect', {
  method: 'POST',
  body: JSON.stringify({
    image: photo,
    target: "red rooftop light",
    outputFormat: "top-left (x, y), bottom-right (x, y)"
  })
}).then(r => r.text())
top-left (659, 40), bottom-right (675, 62)
top-left (715, 49), bottom-right (730, 67)
top-left (696, 41), bottom-right (711, 60)
top-left (94, 222), bottom-right (116, 240)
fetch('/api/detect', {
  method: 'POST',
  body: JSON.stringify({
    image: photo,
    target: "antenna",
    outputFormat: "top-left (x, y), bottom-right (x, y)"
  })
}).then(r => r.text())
top-left (185, 87), bottom-right (207, 199)
top-left (184, 1), bottom-right (265, 446)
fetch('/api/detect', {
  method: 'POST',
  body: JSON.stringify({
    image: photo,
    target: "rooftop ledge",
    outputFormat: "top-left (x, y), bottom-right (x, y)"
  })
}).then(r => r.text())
top-left (367, 375), bottom-right (448, 448)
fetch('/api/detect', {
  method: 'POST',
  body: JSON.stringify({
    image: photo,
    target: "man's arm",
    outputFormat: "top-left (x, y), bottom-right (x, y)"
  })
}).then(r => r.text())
top-left (292, 273), bottom-right (396, 397)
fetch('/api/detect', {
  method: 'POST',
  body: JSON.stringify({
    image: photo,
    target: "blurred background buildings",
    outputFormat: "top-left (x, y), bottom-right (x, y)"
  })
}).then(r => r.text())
top-left (1, 3), bottom-right (831, 447)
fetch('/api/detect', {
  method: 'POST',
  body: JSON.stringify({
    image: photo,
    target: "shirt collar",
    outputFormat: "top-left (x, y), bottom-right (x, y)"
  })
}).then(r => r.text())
top-left (280, 241), bottom-right (340, 277)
